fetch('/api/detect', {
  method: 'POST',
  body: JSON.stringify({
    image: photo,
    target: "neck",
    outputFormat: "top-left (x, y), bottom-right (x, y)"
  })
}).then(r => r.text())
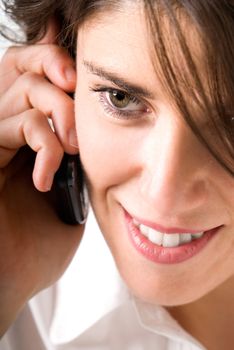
top-left (166, 276), bottom-right (234, 350)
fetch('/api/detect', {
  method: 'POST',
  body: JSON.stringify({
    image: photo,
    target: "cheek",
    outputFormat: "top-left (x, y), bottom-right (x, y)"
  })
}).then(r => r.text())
top-left (75, 98), bottom-right (142, 193)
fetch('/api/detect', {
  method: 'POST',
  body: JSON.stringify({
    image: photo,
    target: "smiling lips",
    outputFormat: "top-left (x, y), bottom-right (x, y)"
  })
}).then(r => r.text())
top-left (124, 208), bottom-right (221, 264)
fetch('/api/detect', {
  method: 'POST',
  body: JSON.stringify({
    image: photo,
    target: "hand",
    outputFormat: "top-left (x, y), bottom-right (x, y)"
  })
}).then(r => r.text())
top-left (0, 22), bottom-right (84, 335)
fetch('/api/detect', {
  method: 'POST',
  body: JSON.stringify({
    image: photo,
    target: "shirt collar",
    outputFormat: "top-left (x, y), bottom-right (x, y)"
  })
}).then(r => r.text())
top-left (133, 297), bottom-right (206, 349)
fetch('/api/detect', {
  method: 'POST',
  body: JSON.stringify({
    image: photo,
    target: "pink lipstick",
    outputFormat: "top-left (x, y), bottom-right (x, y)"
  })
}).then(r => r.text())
top-left (124, 209), bottom-right (222, 264)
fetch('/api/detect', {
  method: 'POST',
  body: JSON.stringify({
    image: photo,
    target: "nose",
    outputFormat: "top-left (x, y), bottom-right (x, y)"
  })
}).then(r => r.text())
top-left (139, 112), bottom-right (209, 218)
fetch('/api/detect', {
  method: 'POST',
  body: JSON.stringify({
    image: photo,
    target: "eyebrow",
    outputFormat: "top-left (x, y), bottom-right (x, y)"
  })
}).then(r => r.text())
top-left (83, 60), bottom-right (155, 99)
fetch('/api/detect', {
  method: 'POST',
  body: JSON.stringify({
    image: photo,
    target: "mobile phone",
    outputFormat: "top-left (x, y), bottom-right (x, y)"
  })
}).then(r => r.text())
top-left (53, 153), bottom-right (89, 225)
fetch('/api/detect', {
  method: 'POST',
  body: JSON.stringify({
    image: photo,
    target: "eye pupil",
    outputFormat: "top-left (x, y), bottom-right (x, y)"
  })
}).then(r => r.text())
top-left (110, 90), bottom-right (130, 108)
top-left (113, 91), bottom-right (125, 100)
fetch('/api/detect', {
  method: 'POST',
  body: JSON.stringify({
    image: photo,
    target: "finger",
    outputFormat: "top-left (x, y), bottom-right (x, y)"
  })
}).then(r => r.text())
top-left (0, 44), bottom-right (76, 95)
top-left (0, 109), bottom-right (64, 192)
top-left (0, 72), bottom-right (78, 154)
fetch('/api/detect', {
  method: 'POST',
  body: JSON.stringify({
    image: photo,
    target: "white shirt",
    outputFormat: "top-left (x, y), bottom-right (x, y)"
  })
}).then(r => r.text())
top-left (0, 211), bottom-right (206, 350)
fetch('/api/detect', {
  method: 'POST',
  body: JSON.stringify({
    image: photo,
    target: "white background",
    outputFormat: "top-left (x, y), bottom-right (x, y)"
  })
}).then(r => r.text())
top-left (0, 2), bottom-right (21, 54)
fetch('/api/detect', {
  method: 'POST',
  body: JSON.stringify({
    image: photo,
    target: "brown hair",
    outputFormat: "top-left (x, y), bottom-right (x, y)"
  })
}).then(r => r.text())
top-left (1, 0), bottom-right (234, 175)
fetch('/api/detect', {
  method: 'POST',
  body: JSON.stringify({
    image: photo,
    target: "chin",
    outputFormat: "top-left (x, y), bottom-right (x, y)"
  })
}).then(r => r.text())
top-left (130, 282), bottom-right (206, 306)
top-left (123, 266), bottom-right (226, 308)
top-left (114, 255), bottom-right (211, 307)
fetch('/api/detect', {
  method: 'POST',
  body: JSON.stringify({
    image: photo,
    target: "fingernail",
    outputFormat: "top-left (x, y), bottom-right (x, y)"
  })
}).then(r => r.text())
top-left (65, 66), bottom-right (76, 82)
top-left (69, 128), bottom-right (78, 148)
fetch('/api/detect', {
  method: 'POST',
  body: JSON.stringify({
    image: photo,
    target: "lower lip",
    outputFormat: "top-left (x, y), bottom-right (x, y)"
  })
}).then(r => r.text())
top-left (124, 211), bottom-right (221, 264)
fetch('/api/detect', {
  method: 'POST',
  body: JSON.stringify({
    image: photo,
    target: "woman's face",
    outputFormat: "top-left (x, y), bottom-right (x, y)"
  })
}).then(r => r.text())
top-left (75, 5), bottom-right (234, 306)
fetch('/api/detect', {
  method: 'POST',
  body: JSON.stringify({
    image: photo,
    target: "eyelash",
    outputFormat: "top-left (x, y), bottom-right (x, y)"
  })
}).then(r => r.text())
top-left (90, 86), bottom-right (150, 120)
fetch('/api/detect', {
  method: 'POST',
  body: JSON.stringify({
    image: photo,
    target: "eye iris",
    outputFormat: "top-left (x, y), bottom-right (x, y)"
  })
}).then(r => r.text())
top-left (109, 90), bottom-right (130, 108)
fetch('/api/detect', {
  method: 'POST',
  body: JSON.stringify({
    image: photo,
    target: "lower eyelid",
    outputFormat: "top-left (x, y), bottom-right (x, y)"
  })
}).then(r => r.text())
top-left (101, 101), bottom-right (148, 121)
top-left (99, 94), bottom-right (126, 117)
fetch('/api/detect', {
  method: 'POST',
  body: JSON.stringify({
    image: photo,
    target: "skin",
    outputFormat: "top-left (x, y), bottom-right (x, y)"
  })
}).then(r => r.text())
top-left (1, 4), bottom-right (234, 349)
top-left (0, 23), bottom-right (84, 335)
top-left (74, 6), bottom-right (234, 349)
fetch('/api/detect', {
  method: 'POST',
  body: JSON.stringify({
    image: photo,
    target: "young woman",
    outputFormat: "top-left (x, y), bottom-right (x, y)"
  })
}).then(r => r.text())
top-left (0, 1), bottom-right (234, 349)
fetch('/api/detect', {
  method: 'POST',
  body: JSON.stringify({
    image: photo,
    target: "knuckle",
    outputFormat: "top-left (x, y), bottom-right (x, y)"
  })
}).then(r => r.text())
top-left (17, 71), bottom-right (43, 91)
top-left (27, 108), bottom-right (43, 122)
top-left (1, 46), bottom-right (20, 67)
top-left (22, 108), bottom-right (43, 129)
top-left (21, 109), bottom-right (43, 134)
top-left (22, 71), bottom-right (39, 82)
top-left (23, 109), bottom-right (63, 151)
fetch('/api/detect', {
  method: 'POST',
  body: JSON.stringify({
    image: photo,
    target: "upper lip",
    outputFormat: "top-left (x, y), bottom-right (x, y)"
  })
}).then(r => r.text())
top-left (125, 209), bottom-right (219, 234)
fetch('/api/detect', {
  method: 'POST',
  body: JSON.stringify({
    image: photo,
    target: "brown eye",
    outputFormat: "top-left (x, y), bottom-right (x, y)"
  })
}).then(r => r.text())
top-left (93, 86), bottom-right (151, 120)
top-left (109, 90), bottom-right (132, 109)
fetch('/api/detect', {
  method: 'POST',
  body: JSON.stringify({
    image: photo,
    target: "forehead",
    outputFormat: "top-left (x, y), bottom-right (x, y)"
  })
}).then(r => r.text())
top-left (77, 3), bottom-right (205, 99)
top-left (77, 5), bottom-right (155, 83)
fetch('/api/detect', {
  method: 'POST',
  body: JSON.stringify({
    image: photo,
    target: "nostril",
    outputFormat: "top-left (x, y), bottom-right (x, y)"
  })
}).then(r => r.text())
top-left (139, 170), bottom-right (208, 217)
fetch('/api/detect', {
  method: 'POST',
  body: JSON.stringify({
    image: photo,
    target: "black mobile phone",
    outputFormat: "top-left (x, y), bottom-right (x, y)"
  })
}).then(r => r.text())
top-left (53, 153), bottom-right (89, 225)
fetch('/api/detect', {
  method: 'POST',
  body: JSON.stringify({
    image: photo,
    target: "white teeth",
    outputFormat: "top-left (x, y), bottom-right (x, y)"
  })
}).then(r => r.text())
top-left (139, 224), bottom-right (148, 237)
top-left (191, 232), bottom-right (204, 239)
top-left (163, 233), bottom-right (180, 248)
top-left (134, 220), bottom-right (204, 248)
top-left (148, 228), bottom-right (163, 245)
top-left (179, 233), bottom-right (192, 245)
